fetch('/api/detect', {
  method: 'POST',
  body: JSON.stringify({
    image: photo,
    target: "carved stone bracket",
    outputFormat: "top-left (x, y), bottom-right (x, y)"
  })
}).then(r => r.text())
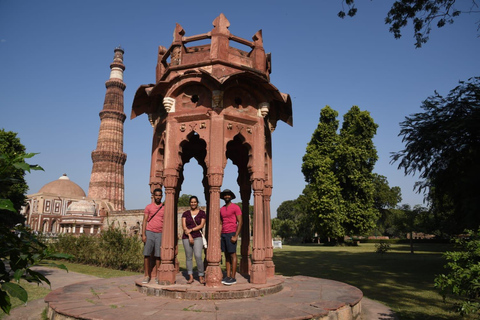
top-left (258, 102), bottom-right (270, 118)
top-left (163, 97), bottom-right (176, 113)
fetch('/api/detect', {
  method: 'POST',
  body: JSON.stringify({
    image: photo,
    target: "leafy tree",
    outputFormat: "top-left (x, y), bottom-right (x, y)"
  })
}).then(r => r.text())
top-left (177, 194), bottom-right (194, 207)
top-left (302, 106), bottom-right (380, 239)
top-left (0, 130), bottom-right (42, 227)
top-left (338, 106), bottom-right (379, 236)
top-left (338, 0), bottom-right (480, 48)
top-left (393, 204), bottom-right (429, 253)
top-left (275, 190), bottom-right (316, 242)
top-left (276, 200), bottom-right (297, 221)
top-left (391, 77), bottom-right (480, 234)
top-left (302, 106), bottom-right (345, 239)
top-left (0, 149), bottom-right (68, 315)
top-left (371, 173), bottom-right (402, 235)
top-left (435, 228), bottom-right (480, 317)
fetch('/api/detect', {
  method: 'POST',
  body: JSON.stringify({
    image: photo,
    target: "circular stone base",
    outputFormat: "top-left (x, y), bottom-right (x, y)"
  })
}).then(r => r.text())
top-left (135, 273), bottom-right (283, 299)
top-left (45, 274), bottom-right (363, 320)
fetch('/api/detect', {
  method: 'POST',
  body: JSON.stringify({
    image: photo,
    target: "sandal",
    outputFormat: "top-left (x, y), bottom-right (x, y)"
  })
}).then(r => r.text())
top-left (142, 276), bottom-right (150, 284)
top-left (199, 276), bottom-right (205, 284)
top-left (187, 277), bottom-right (194, 284)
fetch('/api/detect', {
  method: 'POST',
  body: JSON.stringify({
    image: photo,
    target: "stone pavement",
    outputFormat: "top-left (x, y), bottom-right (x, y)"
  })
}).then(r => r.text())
top-left (5, 267), bottom-right (397, 320)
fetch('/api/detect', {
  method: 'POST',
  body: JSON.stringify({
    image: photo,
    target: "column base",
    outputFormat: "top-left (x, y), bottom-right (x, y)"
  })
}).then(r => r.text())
top-left (250, 262), bottom-right (266, 284)
top-left (205, 265), bottom-right (223, 287)
top-left (265, 259), bottom-right (275, 278)
top-left (157, 262), bottom-right (176, 285)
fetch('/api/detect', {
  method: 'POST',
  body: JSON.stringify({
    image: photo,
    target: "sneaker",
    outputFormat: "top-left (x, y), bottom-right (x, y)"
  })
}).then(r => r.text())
top-left (142, 276), bottom-right (150, 284)
top-left (224, 277), bottom-right (236, 286)
top-left (155, 278), bottom-right (159, 284)
top-left (221, 277), bottom-right (230, 284)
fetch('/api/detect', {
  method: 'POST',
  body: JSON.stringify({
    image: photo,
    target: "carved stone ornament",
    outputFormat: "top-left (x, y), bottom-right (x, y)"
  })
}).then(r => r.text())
top-left (258, 102), bottom-right (270, 118)
top-left (163, 97), bottom-right (176, 113)
top-left (212, 90), bottom-right (224, 108)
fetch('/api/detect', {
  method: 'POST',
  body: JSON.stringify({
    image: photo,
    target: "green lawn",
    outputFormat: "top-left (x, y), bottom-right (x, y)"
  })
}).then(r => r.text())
top-left (273, 243), bottom-right (468, 320)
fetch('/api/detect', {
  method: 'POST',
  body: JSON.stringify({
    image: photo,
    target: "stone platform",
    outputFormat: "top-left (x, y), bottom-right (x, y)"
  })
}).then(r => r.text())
top-left (45, 273), bottom-right (363, 320)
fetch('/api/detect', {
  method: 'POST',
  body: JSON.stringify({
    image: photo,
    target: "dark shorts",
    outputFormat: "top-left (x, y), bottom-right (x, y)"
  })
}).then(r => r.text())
top-left (221, 232), bottom-right (237, 253)
top-left (143, 230), bottom-right (162, 257)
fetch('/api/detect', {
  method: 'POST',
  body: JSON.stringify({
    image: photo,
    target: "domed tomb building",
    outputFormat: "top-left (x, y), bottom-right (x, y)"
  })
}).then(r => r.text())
top-left (23, 174), bottom-right (109, 235)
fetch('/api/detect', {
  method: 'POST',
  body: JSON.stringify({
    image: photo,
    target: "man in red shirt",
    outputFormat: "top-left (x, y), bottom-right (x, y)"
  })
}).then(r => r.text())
top-left (141, 188), bottom-right (164, 284)
top-left (220, 189), bottom-right (242, 285)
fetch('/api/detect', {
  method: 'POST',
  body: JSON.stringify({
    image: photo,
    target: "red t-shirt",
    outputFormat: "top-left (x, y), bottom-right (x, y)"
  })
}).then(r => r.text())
top-left (144, 203), bottom-right (164, 233)
top-left (220, 203), bottom-right (242, 234)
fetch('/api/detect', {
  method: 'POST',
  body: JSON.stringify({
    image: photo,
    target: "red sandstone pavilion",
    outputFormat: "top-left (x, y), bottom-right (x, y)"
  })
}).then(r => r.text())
top-left (43, 15), bottom-right (368, 320)
top-left (131, 13), bottom-right (292, 286)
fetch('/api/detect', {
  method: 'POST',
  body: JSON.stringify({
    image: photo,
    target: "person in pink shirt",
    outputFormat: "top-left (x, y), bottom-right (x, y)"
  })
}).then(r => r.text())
top-left (141, 188), bottom-right (164, 284)
top-left (220, 189), bottom-right (242, 285)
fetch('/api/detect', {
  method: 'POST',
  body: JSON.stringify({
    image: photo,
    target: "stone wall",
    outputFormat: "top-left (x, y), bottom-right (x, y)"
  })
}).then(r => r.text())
top-left (104, 206), bottom-right (206, 238)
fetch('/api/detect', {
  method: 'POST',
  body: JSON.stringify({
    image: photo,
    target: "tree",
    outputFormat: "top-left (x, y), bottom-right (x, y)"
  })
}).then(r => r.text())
top-left (302, 106), bottom-right (346, 239)
top-left (435, 228), bottom-right (480, 317)
top-left (391, 77), bottom-right (480, 234)
top-left (371, 173), bottom-right (402, 235)
top-left (338, 0), bottom-right (480, 48)
top-left (338, 106), bottom-right (380, 236)
top-left (0, 148), bottom-right (68, 315)
top-left (276, 200), bottom-right (297, 221)
top-left (275, 191), bottom-right (316, 242)
top-left (302, 105), bottom-right (380, 239)
top-left (0, 130), bottom-right (42, 228)
top-left (177, 194), bottom-right (194, 207)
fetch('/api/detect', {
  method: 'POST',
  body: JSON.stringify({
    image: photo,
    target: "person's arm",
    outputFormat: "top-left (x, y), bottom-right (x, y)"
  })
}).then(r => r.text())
top-left (231, 211), bottom-right (243, 243)
top-left (141, 212), bottom-right (148, 243)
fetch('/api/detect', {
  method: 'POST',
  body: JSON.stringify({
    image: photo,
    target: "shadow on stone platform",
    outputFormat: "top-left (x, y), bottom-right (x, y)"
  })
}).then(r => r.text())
top-left (45, 272), bottom-right (364, 320)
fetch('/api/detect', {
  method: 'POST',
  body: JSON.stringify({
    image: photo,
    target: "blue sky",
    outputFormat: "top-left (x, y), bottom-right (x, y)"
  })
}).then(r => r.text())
top-left (1, 1), bottom-right (478, 215)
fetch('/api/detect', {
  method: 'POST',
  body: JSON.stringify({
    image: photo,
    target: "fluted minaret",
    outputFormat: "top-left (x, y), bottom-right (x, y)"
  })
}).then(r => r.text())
top-left (88, 47), bottom-right (127, 211)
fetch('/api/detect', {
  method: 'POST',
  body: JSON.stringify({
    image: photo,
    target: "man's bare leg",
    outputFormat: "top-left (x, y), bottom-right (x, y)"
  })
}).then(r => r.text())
top-left (231, 252), bottom-right (237, 279)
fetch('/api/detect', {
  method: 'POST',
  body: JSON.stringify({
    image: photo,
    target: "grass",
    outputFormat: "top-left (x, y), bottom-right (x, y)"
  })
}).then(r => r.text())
top-left (273, 243), bottom-right (470, 320)
top-left (0, 279), bottom-right (51, 319)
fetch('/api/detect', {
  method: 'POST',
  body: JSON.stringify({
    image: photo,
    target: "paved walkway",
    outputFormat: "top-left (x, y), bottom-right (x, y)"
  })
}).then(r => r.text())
top-left (5, 267), bottom-right (397, 320)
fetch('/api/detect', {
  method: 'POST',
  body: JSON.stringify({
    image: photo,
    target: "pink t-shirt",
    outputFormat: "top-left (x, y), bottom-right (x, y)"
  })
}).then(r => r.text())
top-left (220, 203), bottom-right (242, 234)
top-left (144, 203), bottom-right (164, 233)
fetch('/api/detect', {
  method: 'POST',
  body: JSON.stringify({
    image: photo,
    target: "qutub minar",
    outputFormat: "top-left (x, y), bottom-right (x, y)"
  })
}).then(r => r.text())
top-left (88, 46), bottom-right (127, 211)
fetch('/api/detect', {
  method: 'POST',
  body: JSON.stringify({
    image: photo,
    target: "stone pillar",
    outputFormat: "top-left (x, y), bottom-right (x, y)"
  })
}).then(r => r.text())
top-left (158, 170), bottom-right (178, 284)
top-left (239, 184), bottom-right (251, 274)
top-left (205, 114), bottom-right (224, 287)
top-left (250, 177), bottom-right (266, 284)
top-left (264, 184), bottom-right (275, 277)
top-left (205, 171), bottom-right (223, 287)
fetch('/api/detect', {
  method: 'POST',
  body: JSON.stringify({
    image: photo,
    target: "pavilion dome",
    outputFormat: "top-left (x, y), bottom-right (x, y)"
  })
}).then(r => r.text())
top-left (66, 199), bottom-right (96, 215)
top-left (38, 174), bottom-right (86, 198)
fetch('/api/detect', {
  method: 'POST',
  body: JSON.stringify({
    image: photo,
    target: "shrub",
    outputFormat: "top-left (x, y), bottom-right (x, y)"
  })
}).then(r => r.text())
top-left (434, 229), bottom-right (480, 317)
top-left (375, 241), bottom-right (391, 255)
top-left (50, 227), bottom-right (143, 272)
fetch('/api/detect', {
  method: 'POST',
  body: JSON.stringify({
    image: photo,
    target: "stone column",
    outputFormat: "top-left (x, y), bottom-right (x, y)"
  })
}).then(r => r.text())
top-left (239, 184), bottom-right (251, 274)
top-left (205, 171), bottom-right (223, 287)
top-left (250, 177), bottom-right (266, 284)
top-left (158, 170), bottom-right (178, 284)
top-left (264, 184), bottom-right (275, 277)
top-left (205, 113), bottom-right (225, 287)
